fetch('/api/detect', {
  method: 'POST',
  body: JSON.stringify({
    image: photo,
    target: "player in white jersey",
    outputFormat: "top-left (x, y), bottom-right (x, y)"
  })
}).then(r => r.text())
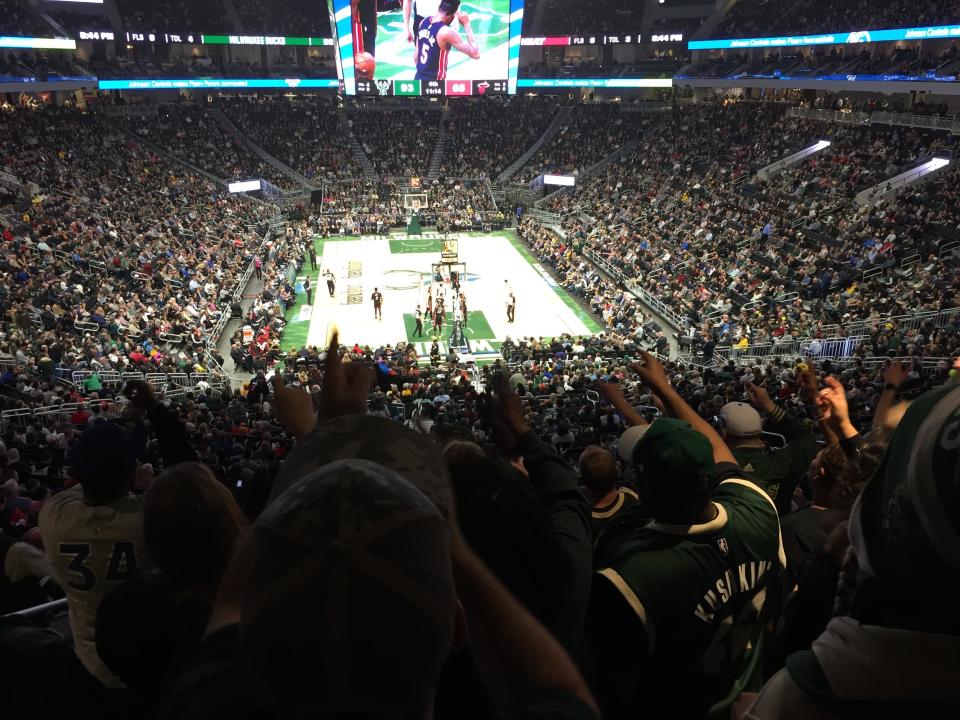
top-left (40, 423), bottom-right (149, 686)
top-left (403, 0), bottom-right (441, 43)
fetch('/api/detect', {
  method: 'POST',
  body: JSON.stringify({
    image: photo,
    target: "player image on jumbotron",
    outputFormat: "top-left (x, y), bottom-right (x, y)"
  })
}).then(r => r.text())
top-left (350, 0), bottom-right (510, 95)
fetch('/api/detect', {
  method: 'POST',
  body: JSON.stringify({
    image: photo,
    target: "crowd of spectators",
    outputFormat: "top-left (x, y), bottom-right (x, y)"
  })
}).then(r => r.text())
top-left (116, 0), bottom-right (231, 34)
top-left (3, 315), bottom-right (958, 716)
top-left (349, 109), bottom-right (439, 179)
top-left (83, 54), bottom-right (337, 82)
top-left (515, 105), bottom-right (658, 183)
top-left (1, 0), bottom-right (50, 37)
top-left (523, 0), bottom-right (638, 36)
top-left (231, 0), bottom-right (331, 37)
top-left (713, 0), bottom-right (960, 39)
top-left (117, 103), bottom-right (296, 190)
top-left (536, 100), bottom-right (960, 358)
top-left (2, 91), bottom-right (960, 720)
top-left (439, 96), bottom-right (560, 179)
top-left (226, 96), bottom-right (361, 184)
top-left (0, 103), bottom-right (288, 491)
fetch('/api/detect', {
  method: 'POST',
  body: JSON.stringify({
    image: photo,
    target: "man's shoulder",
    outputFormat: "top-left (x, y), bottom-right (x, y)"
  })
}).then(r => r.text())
top-left (40, 487), bottom-right (85, 519)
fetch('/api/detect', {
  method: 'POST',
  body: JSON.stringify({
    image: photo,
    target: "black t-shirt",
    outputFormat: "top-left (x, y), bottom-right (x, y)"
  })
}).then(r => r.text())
top-left (780, 505), bottom-right (848, 586)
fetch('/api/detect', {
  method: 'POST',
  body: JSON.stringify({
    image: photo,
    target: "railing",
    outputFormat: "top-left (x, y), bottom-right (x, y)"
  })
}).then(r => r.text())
top-left (2, 598), bottom-right (69, 619)
top-left (0, 372), bottom-right (227, 426)
top-left (829, 306), bottom-right (960, 338)
top-left (582, 248), bottom-right (686, 331)
top-left (787, 106), bottom-right (960, 134)
top-left (0, 169), bottom-right (21, 189)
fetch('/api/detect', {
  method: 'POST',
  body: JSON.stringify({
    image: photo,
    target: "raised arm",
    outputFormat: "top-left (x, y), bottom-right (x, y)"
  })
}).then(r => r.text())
top-left (873, 361), bottom-right (908, 434)
top-left (441, 13), bottom-right (480, 59)
top-left (596, 380), bottom-right (649, 429)
top-left (632, 351), bottom-right (737, 465)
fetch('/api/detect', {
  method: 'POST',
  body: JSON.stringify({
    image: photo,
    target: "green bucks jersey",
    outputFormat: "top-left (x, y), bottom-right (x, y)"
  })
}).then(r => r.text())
top-left (592, 476), bottom-right (784, 711)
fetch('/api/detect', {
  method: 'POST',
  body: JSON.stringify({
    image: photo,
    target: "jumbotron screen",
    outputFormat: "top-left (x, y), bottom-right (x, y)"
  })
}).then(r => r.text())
top-left (330, 0), bottom-right (523, 96)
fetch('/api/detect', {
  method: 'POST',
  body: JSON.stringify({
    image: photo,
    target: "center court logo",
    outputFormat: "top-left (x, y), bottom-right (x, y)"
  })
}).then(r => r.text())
top-left (382, 269), bottom-right (480, 291)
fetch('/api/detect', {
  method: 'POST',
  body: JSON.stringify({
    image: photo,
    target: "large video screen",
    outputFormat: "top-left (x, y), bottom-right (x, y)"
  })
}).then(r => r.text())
top-left (330, 0), bottom-right (523, 97)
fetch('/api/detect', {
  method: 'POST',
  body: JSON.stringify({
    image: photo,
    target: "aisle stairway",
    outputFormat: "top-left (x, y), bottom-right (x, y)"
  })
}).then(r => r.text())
top-left (497, 106), bottom-right (572, 183)
top-left (336, 108), bottom-right (380, 181)
top-left (209, 107), bottom-right (315, 188)
top-left (425, 109), bottom-right (450, 182)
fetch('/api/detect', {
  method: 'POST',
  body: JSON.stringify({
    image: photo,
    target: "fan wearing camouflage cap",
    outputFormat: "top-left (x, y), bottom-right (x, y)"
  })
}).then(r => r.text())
top-left (589, 352), bottom-right (784, 719)
top-left (161, 332), bottom-right (600, 720)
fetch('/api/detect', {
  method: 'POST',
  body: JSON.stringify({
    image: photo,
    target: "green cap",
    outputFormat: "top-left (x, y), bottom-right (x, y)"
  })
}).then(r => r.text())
top-left (632, 417), bottom-right (715, 483)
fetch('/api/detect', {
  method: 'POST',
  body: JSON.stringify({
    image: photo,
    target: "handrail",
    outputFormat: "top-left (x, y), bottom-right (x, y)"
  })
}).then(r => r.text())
top-left (787, 106), bottom-right (960, 135)
top-left (2, 598), bottom-right (69, 619)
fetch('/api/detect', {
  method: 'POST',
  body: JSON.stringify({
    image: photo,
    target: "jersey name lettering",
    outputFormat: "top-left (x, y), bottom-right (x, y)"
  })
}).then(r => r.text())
top-left (693, 560), bottom-right (773, 623)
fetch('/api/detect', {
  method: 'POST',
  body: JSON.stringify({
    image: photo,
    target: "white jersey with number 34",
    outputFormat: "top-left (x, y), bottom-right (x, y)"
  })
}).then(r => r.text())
top-left (40, 488), bottom-right (150, 686)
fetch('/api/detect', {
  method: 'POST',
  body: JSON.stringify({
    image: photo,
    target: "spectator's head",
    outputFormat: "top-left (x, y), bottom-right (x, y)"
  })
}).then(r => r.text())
top-left (807, 444), bottom-right (850, 508)
top-left (241, 458), bottom-right (456, 717)
top-left (631, 419), bottom-right (715, 523)
top-left (847, 384), bottom-right (960, 632)
top-left (579, 445), bottom-right (619, 503)
top-left (68, 423), bottom-right (137, 504)
top-left (144, 462), bottom-right (248, 591)
top-left (719, 401), bottom-right (764, 447)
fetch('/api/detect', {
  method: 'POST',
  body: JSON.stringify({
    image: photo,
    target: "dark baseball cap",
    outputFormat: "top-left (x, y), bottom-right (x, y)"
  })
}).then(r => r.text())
top-left (632, 417), bottom-right (715, 483)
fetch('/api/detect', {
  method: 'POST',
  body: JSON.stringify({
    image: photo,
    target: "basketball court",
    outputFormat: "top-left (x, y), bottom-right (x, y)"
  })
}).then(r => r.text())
top-left (280, 230), bottom-right (601, 360)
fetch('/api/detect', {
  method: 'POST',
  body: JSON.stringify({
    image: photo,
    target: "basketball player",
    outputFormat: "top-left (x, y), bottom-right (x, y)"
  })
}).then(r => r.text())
top-left (404, 0), bottom-right (440, 44)
top-left (351, 0), bottom-right (379, 59)
top-left (371, 287), bottom-right (383, 319)
top-left (415, 0), bottom-right (480, 83)
top-left (324, 269), bottom-right (336, 298)
top-left (507, 292), bottom-right (516, 323)
top-left (459, 291), bottom-right (468, 328)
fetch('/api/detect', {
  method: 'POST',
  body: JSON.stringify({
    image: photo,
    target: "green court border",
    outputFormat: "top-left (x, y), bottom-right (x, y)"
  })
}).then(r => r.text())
top-left (280, 235), bottom-right (326, 351)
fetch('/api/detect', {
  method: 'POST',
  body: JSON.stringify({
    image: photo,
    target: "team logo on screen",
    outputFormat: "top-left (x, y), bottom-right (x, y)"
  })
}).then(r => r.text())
top-left (375, 79), bottom-right (392, 96)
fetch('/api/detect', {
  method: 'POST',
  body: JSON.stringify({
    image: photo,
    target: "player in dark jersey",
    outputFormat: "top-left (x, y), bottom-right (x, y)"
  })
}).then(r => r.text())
top-left (415, 0), bottom-right (480, 82)
top-left (351, 0), bottom-right (378, 57)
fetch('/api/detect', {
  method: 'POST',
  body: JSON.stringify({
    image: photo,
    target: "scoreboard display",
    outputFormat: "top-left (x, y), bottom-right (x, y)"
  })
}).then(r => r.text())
top-left (330, 0), bottom-right (524, 96)
top-left (355, 78), bottom-right (508, 97)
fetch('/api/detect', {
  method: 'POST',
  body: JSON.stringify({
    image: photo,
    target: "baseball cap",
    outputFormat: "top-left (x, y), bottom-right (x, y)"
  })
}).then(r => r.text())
top-left (849, 384), bottom-right (960, 595)
top-left (720, 402), bottom-right (763, 437)
top-left (632, 418), bottom-right (715, 482)
top-left (617, 424), bottom-right (650, 463)
top-left (69, 422), bottom-right (137, 485)
top-left (241, 458), bottom-right (455, 716)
